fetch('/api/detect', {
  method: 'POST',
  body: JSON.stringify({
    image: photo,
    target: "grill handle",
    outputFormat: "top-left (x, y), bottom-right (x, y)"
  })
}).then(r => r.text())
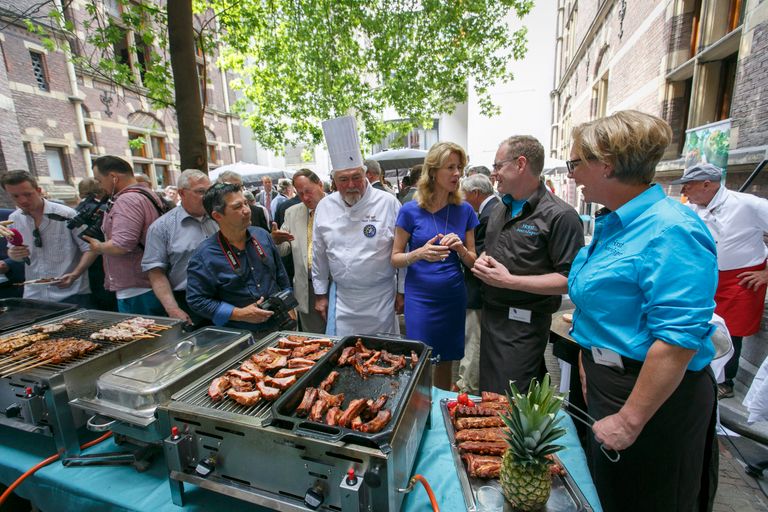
top-left (293, 422), bottom-right (344, 443)
top-left (87, 414), bottom-right (117, 432)
top-left (174, 340), bottom-right (195, 359)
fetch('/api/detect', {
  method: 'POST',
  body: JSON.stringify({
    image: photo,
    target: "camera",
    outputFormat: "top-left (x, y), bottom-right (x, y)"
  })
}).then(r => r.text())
top-left (67, 197), bottom-right (110, 242)
top-left (260, 289), bottom-right (299, 330)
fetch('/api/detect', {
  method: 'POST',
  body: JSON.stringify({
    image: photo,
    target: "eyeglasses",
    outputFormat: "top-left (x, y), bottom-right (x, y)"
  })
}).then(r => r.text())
top-left (491, 158), bottom-right (515, 172)
top-left (566, 159), bottom-right (583, 173)
top-left (32, 228), bottom-right (42, 248)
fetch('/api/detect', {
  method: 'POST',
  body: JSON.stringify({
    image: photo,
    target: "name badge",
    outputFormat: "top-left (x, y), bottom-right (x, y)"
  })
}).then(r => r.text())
top-left (591, 346), bottom-right (625, 369)
top-left (508, 307), bottom-right (532, 323)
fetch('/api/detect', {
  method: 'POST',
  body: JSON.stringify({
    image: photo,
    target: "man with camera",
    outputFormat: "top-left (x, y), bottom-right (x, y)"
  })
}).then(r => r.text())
top-left (142, 169), bottom-right (218, 326)
top-left (0, 170), bottom-right (96, 306)
top-left (83, 156), bottom-right (168, 315)
top-left (186, 183), bottom-right (294, 334)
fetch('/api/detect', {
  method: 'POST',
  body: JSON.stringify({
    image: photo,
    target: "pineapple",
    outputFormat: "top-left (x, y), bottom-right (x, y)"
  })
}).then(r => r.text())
top-left (498, 375), bottom-right (566, 511)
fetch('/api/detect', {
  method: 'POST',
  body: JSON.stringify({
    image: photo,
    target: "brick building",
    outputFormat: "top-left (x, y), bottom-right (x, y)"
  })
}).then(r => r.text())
top-left (0, 0), bottom-right (242, 206)
top-left (549, 0), bottom-right (767, 392)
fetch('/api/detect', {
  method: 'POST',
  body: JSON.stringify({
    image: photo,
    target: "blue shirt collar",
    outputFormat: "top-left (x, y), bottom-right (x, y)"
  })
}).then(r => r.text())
top-left (612, 184), bottom-right (665, 228)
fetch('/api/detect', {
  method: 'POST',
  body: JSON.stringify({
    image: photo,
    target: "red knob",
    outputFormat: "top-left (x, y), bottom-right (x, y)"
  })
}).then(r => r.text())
top-left (346, 467), bottom-right (357, 485)
top-left (171, 426), bottom-right (180, 439)
top-left (25, 387), bottom-right (33, 397)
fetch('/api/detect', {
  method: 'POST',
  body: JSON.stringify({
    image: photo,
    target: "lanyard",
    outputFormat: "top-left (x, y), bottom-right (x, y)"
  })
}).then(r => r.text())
top-left (216, 231), bottom-right (267, 276)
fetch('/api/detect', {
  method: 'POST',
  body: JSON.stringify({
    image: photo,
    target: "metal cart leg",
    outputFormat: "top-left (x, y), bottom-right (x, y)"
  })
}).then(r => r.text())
top-left (169, 476), bottom-right (185, 506)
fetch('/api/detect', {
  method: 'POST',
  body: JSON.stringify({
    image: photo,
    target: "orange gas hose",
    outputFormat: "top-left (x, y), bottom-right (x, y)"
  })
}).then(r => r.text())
top-left (410, 474), bottom-right (440, 512)
top-left (0, 431), bottom-right (113, 506)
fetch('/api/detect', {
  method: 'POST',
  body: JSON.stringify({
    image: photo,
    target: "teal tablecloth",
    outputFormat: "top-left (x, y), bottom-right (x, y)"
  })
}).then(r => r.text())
top-left (0, 388), bottom-right (601, 511)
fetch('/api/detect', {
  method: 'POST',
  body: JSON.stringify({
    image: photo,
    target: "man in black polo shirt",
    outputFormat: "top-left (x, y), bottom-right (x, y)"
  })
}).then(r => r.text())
top-left (472, 135), bottom-right (584, 393)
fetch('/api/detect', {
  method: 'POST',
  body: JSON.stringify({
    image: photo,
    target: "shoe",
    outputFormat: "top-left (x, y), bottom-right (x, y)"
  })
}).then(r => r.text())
top-left (717, 384), bottom-right (734, 400)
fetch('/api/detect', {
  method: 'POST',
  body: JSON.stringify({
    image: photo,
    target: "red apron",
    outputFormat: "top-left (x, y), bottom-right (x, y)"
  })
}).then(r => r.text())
top-left (715, 261), bottom-right (767, 337)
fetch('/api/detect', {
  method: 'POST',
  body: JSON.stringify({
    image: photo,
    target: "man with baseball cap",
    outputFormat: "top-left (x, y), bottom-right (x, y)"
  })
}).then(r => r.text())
top-left (673, 163), bottom-right (768, 398)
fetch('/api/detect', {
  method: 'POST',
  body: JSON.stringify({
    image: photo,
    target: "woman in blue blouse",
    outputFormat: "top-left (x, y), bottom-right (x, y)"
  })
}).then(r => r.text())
top-left (391, 142), bottom-right (478, 390)
top-left (566, 111), bottom-right (718, 511)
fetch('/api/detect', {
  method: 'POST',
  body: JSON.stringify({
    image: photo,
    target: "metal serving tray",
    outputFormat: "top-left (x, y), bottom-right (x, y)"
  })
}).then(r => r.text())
top-left (0, 298), bottom-right (77, 333)
top-left (70, 327), bottom-right (255, 429)
top-left (270, 334), bottom-right (431, 451)
top-left (440, 398), bottom-right (593, 512)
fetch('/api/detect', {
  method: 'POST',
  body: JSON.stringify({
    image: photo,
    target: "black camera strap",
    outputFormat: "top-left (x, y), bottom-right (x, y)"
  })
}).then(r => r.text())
top-left (216, 230), bottom-right (269, 278)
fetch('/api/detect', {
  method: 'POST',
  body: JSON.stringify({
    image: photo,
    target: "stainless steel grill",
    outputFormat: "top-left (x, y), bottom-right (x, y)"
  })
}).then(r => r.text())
top-left (159, 333), bottom-right (433, 512)
top-left (0, 310), bottom-right (182, 457)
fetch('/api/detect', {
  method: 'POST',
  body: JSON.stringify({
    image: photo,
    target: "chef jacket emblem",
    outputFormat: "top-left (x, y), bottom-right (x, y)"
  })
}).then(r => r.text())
top-left (363, 224), bottom-right (377, 238)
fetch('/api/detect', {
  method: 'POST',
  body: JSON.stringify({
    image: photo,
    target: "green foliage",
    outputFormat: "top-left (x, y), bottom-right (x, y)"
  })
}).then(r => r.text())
top-left (24, 0), bottom-right (533, 150)
top-left (211, 0), bottom-right (533, 150)
top-left (128, 136), bottom-right (146, 150)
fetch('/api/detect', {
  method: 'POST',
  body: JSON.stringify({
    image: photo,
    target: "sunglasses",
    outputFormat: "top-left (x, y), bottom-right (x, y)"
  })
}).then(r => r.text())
top-left (33, 228), bottom-right (42, 248)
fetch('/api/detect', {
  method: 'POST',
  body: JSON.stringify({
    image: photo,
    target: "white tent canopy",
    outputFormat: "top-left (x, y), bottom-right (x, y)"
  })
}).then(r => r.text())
top-left (367, 148), bottom-right (427, 171)
top-left (208, 162), bottom-right (294, 187)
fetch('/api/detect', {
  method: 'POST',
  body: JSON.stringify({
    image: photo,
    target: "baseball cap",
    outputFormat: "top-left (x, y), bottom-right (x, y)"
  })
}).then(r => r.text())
top-left (670, 163), bottom-right (723, 184)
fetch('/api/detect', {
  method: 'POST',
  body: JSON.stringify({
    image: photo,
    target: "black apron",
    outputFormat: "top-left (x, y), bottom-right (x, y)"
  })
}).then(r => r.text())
top-left (582, 348), bottom-right (718, 512)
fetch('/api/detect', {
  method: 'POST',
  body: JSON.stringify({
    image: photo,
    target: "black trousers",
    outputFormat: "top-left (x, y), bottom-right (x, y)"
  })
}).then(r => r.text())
top-left (173, 290), bottom-right (210, 329)
top-left (582, 349), bottom-right (718, 512)
top-left (479, 306), bottom-right (551, 394)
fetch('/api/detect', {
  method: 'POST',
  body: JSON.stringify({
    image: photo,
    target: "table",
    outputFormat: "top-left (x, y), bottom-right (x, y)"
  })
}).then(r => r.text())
top-left (1, 388), bottom-right (601, 511)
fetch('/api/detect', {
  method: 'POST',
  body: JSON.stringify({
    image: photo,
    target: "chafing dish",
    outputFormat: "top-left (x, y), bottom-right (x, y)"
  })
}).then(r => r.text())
top-left (159, 333), bottom-right (432, 512)
top-left (70, 327), bottom-right (256, 446)
top-left (0, 310), bottom-right (182, 457)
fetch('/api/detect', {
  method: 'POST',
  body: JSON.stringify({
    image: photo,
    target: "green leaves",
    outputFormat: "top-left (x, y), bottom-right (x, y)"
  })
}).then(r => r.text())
top-left (501, 375), bottom-right (567, 466)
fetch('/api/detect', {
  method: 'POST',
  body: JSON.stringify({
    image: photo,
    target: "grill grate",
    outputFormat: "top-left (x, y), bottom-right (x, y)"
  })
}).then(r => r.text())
top-left (173, 333), bottom-right (335, 421)
top-left (0, 310), bottom-right (177, 376)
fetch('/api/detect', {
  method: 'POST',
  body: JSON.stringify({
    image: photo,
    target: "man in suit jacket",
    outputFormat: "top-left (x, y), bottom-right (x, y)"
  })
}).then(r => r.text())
top-left (456, 174), bottom-right (500, 393)
top-left (256, 176), bottom-right (279, 222)
top-left (276, 169), bottom-right (327, 333)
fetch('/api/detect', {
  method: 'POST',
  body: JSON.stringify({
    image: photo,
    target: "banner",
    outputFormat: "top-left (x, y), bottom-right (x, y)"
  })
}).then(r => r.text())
top-left (682, 119), bottom-right (731, 177)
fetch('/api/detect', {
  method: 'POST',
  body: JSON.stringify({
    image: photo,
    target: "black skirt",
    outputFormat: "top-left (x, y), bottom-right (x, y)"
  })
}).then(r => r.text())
top-left (582, 349), bottom-right (718, 512)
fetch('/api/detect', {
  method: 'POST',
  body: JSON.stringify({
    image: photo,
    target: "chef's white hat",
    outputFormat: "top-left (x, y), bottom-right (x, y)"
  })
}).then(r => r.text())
top-left (322, 115), bottom-right (364, 172)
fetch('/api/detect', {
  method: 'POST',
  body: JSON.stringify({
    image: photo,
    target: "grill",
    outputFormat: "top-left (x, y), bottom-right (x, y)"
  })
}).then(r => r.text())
top-left (159, 333), bottom-right (432, 512)
top-left (0, 309), bottom-right (182, 457)
top-left (0, 298), bottom-right (77, 334)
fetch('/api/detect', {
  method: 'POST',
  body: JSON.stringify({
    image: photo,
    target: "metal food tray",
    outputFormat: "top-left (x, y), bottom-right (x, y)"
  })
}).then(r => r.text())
top-left (440, 398), bottom-right (593, 512)
top-left (270, 334), bottom-right (431, 451)
top-left (0, 298), bottom-right (77, 333)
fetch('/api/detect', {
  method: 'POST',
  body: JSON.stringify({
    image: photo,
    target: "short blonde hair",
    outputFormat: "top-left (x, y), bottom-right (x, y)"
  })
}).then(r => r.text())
top-left (571, 110), bottom-right (672, 185)
top-left (417, 142), bottom-right (467, 209)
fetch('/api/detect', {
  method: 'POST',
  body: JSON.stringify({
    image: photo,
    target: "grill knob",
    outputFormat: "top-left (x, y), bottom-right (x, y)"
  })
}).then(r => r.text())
top-left (5, 403), bottom-right (21, 418)
top-left (363, 464), bottom-right (382, 488)
top-left (304, 484), bottom-right (324, 510)
top-left (194, 457), bottom-right (215, 478)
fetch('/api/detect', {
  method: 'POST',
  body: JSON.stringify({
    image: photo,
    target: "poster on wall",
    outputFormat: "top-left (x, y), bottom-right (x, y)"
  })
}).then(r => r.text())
top-left (682, 119), bottom-right (731, 178)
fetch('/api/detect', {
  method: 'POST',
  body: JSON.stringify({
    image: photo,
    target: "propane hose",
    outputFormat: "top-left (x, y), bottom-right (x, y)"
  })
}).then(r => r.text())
top-left (0, 432), bottom-right (113, 507)
top-left (399, 474), bottom-right (440, 512)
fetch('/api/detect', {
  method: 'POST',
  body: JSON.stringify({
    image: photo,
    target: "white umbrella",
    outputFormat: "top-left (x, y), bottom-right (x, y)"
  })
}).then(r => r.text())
top-left (367, 148), bottom-right (428, 171)
top-left (208, 162), bottom-right (294, 187)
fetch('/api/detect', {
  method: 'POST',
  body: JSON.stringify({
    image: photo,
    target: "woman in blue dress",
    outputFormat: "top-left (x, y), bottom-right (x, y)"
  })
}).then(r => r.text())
top-left (391, 142), bottom-right (479, 390)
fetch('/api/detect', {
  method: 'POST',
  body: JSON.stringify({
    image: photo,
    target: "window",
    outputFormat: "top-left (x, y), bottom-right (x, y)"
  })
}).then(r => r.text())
top-left (728, 0), bottom-right (745, 32)
top-left (208, 143), bottom-right (217, 165)
top-left (113, 31), bottom-right (131, 69)
top-left (24, 142), bottom-right (38, 175)
top-left (133, 162), bottom-right (150, 177)
top-left (690, 0), bottom-right (703, 57)
top-left (156, 164), bottom-right (170, 187)
top-left (151, 136), bottom-right (166, 160)
top-left (29, 51), bottom-right (49, 91)
top-left (85, 123), bottom-right (99, 154)
top-left (44, 146), bottom-right (69, 182)
top-left (136, 44), bottom-right (150, 83)
top-left (590, 73), bottom-right (609, 120)
top-left (197, 62), bottom-right (207, 105)
top-left (715, 54), bottom-right (737, 121)
top-left (128, 132), bottom-right (147, 157)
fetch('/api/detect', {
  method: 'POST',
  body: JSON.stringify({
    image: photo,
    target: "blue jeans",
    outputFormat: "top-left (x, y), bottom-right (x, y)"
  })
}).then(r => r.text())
top-left (117, 291), bottom-right (165, 316)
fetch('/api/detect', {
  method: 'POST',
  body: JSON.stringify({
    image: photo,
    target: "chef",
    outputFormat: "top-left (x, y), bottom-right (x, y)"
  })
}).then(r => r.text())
top-left (312, 116), bottom-right (404, 335)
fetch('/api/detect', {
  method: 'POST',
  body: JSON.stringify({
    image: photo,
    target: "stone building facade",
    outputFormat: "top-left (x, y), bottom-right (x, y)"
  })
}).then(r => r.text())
top-left (0, 0), bottom-right (241, 206)
top-left (549, 0), bottom-right (767, 393)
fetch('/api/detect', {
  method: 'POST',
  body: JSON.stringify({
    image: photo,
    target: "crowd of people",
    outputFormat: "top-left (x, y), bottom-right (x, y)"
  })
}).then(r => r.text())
top-left (0, 110), bottom-right (766, 512)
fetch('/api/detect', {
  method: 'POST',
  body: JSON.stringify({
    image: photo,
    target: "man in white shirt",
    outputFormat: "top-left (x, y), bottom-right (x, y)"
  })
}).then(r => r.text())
top-left (1, 170), bottom-right (96, 306)
top-left (675, 163), bottom-right (768, 398)
top-left (312, 116), bottom-right (404, 335)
